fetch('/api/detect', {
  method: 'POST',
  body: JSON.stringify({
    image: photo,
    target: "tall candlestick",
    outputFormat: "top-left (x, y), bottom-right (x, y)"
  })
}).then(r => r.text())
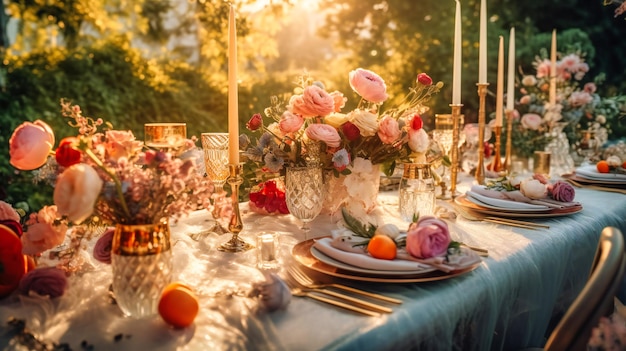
top-left (228, 5), bottom-right (240, 165)
top-left (495, 36), bottom-right (504, 127)
top-left (452, 0), bottom-right (462, 105)
top-left (506, 27), bottom-right (515, 111)
top-left (478, 0), bottom-right (487, 84)
top-left (549, 29), bottom-right (557, 105)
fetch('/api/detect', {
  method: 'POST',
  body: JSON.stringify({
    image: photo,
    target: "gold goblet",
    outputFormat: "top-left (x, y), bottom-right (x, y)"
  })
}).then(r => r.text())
top-left (144, 123), bottom-right (187, 152)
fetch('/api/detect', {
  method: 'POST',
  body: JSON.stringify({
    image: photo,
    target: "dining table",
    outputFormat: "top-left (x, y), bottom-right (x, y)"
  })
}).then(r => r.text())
top-left (1, 175), bottom-right (626, 351)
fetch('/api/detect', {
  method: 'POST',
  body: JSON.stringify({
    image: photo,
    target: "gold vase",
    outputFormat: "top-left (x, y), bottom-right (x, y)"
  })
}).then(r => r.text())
top-left (111, 220), bottom-right (172, 318)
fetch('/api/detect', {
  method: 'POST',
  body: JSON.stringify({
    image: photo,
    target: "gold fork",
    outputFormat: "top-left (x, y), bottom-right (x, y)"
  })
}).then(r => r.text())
top-left (287, 265), bottom-right (403, 305)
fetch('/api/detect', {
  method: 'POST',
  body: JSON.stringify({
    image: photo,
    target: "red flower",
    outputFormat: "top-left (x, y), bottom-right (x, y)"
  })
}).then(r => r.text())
top-left (416, 73), bottom-right (433, 86)
top-left (55, 137), bottom-right (82, 168)
top-left (246, 113), bottom-right (263, 131)
top-left (410, 114), bottom-right (423, 130)
top-left (341, 121), bottom-right (361, 141)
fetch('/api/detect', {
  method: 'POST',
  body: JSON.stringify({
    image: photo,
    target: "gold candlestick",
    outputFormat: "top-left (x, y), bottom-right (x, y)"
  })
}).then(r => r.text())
top-left (476, 83), bottom-right (489, 184)
top-left (218, 163), bottom-right (253, 253)
top-left (450, 103), bottom-right (463, 198)
top-left (490, 126), bottom-right (503, 172)
top-left (503, 109), bottom-right (514, 172)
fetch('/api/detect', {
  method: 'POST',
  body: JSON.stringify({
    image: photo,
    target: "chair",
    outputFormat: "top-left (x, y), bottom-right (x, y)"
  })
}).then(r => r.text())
top-left (543, 226), bottom-right (626, 351)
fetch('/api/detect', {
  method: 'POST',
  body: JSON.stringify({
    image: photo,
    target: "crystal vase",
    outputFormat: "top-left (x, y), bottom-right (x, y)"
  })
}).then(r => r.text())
top-left (544, 122), bottom-right (575, 177)
top-left (111, 220), bottom-right (172, 318)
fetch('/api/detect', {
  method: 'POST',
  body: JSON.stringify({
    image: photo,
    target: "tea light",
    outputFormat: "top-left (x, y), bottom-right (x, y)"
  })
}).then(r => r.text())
top-left (256, 232), bottom-right (279, 269)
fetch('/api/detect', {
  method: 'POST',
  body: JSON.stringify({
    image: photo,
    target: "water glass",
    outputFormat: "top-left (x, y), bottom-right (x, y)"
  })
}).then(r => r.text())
top-left (399, 163), bottom-right (436, 222)
top-left (285, 166), bottom-right (324, 235)
top-left (201, 133), bottom-right (230, 188)
top-left (144, 123), bottom-right (187, 150)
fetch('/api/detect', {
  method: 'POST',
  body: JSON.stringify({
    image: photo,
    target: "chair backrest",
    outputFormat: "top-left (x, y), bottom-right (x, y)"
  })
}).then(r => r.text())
top-left (544, 226), bottom-right (626, 351)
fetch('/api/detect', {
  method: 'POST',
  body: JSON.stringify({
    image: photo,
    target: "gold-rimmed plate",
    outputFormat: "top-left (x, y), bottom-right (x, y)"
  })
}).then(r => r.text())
top-left (563, 173), bottom-right (626, 189)
top-left (292, 238), bottom-right (481, 283)
top-left (455, 194), bottom-right (583, 218)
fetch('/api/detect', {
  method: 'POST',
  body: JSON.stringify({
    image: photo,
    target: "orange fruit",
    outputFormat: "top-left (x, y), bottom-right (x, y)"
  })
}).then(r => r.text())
top-left (622, 161), bottom-right (626, 169)
top-left (158, 282), bottom-right (199, 328)
top-left (367, 235), bottom-right (397, 260)
top-left (0, 224), bottom-right (28, 298)
top-left (597, 160), bottom-right (610, 173)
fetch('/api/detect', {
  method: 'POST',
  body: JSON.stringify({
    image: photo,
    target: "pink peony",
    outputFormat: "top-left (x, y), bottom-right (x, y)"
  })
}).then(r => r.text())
top-left (0, 200), bottom-right (20, 222)
top-left (416, 73), bottom-right (433, 86)
top-left (288, 85), bottom-right (335, 118)
top-left (93, 228), bottom-right (114, 264)
top-left (18, 267), bottom-right (68, 298)
top-left (9, 120), bottom-right (55, 170)
top-left (348, 68), bottom-right (388, 103)
top-left (53, 163), bottom-right (104, 224)
top-left (568, 91), bottom-right (593, 107)
top-left (329, 91), bottom-right (347, 112)
top-left (550, 180), bottom-right (575, 202)
top-left (377, 115), bottom-right (401, 144)
top-left (278, 111), bottom-right (304, 134)
top-left (305, 124), bottom-right (341, 148)
top-left (22, 206), bottom-right (67, 255)
top-left (246, 113), bottom-right (263, 131)
top-left (521, 113), bottom-right (543, 131)
top-left (519, 95), bottom-right (532, 105)
top-left (405, 216), bottom-right (451, 259)
top-left (105, 130), bottom-right (142, 162)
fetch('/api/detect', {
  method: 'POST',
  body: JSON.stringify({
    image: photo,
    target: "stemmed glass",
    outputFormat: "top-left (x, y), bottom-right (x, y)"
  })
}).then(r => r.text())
top-left (578, 129), bottom-right (599, 165)
top-left (144, 123), bottom-right (187, 152)
top-left (285, 166), bottom-right (324, 239)
top-left (201, 133), bottom-right (230, 234)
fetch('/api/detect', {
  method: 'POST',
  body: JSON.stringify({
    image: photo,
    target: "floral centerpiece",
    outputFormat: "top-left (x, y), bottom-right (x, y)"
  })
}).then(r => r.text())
top-left (243, 69), bottom-right (442, 219)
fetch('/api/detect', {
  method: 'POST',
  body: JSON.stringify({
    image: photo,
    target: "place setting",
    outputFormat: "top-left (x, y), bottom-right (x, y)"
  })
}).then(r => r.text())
top-left (562, 158), bottom-right (626, 194)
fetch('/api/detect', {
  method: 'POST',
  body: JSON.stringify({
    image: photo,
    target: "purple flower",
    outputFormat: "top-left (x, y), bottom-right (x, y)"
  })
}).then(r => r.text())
top-left (405, 216), bottom-right (451, 259)
top-left (551, 181), bottom-right (575, 202)
top-left (18, 267), bottom-right (68, 298)
top-left (93, 228), bottom-right (114, 264)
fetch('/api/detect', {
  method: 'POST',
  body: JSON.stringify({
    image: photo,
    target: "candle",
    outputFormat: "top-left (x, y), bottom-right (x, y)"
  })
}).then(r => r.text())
top-left (506, 27), bottom-right (515, 111)
top-left (549, 29), bottom-right (557, 105)
top-left (452, 0), bottom-right (462, 105)
top-left (228, 5), bottom-right (240, 164)
top-left (478, 0), bottom-right (487, 84)
top-left (495, 35), bottom-right (504, 127)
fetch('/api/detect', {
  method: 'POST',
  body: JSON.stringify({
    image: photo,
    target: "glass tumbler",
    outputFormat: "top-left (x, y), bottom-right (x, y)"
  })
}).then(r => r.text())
top-left (398, 163), bottom-right (436, 222)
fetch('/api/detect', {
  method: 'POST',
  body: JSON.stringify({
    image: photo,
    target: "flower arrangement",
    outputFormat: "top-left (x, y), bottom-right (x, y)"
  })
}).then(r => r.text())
top-left (5, 100), bottom-right (215, 276)
top-left (242, 69), bottom-right (442, 183)
top-left (483, 173), bottom-right (576, 202)
top-left (604, 0), bottom-right (626, 18)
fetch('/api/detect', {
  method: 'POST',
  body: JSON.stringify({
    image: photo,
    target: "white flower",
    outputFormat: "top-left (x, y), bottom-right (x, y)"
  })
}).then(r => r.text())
top-left (508, 174), bottom-right (528, 187)
top-left (519, 179), bottom-right (547, 199)
top-left (344, 158), bottom-right (378, 208)
top-left (53, 163), bottom-right (104, 223)
top-left (324, 113), bottom-right (349, 128)
top-left (607, 155), bottom-right (622, 167)
top-left (408, 128), bottom-right (429, 153)
top-left (521, 75), bottom-right (537, 86)
top-left (348, 109), bottom-right (378, 137)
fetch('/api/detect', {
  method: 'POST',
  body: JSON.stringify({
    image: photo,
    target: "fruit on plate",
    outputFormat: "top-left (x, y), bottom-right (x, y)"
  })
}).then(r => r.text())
top-left (158, 282), bottom-right (199, 328)
top-left (0, 223), bottom-right (29, 298)
top-left (367, 234), bottom-right (397, 260)
top-left (596, 160), bottom-right (610, 173)
top-left (596, 156), bottom-right (624, 174)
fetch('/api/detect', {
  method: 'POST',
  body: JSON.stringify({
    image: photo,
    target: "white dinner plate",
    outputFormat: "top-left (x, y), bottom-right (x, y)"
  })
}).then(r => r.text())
top-left (466, 191), bottom-right (550, 212)
top-left (455, 195), bottom-right (583, 218)
top-left (575, 165), bottom-right (626, 183)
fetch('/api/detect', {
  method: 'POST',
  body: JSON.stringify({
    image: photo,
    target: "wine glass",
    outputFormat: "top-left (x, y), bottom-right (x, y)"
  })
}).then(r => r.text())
top-left (433, 113), bottom-right (464, 199)
top-left (144, 123), bottom-right (187, 152)
top-left (201, 133), bottom-right (230, 234)
top-left (285, 166), bottom-right (324, 239)
top-left (578, 129), bottom-right (599, 166)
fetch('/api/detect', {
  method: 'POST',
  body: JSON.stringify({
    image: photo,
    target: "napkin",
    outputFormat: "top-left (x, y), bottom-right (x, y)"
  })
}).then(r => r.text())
top-left (313, 237), bottom-right (481, 273)
top-left (575, 165), bottom-right (626, 181)
top-left (469, 185), bottom-right (580, 209)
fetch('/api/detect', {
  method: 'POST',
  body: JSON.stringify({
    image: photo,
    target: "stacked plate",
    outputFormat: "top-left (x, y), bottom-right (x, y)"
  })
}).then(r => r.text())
top-left (455, 191), bottom-right (583, 218)
top-left (570, 165), bottom-right (626, 188)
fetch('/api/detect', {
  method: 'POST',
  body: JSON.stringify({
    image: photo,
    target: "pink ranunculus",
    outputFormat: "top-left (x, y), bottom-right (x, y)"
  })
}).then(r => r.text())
top-left (329, 91), bottom-right (347, 112)
top-left (278, 111), bottom-right (304, 134)
top-left (9, 120), bottom-right (55, 170)
top-left (93, 228), bottom-right (114, 264)
top-left (405, 216), bottom-right (451, 259)
top-left (348, 68), bottom-right (388, 103)
top-left (521, 113), bottom-right (543, 130)
top-left (416, 73), bottom-right (433, 86)
top-left (584, 82), bottom-right (597, 94)
top-left (53, 163), bottom-right (104, 224)
top-left (288, 85), bottom-right (335, 118)
top-left (22, 206), bottom-right (67, 255)
top-left (305, 124), bottom-right (341, 148)
top-left (519, 95), bottom-right (532, 105)
top-left (18, 267), bottom-right (68, 298)
top-left (104, 130), bottom-right (141, 162)
top-left (551, 180), bottom-right (575, 202)
top-left (0, 200), bottom-right (20, 222)
top-left (377, 115), bottom-right (401, 144)
top-left (568, 91), bottom-right (593, 107)
top-left (246, 113), bottom-right (263, 131)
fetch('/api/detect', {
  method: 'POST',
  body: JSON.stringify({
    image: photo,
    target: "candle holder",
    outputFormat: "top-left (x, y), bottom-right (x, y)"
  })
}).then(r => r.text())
top-left (218, 163), bottom-right (253, 253)
top-left (449, 104), bottom-right (463, 198)
top-left (503, 109), bottom-right (514, 172)
top-left (475, 83), bottom-right (489, 185)
top-left (489, 126), bottom-right (503, 172)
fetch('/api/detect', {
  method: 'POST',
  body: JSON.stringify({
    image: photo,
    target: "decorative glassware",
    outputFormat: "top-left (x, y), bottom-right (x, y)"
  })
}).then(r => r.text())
top-left (577, 129), bottom-right (599, 165)
top-left (544, 122), bottom-right (575, 177)
top-left (399, 163), bottom-right (436, 222)
top-left (111, 220), bottom-right (172, 318)
top-left (201, 133), bottom-right (230, 234)
top-left (433, 113), bottom-right (464, 198)
top-left (144, 123), bottom-right (187, 150)
top-left (285, 166), bottom-right (324, 236)
top-left (461, 123), bottom-right (492, 174)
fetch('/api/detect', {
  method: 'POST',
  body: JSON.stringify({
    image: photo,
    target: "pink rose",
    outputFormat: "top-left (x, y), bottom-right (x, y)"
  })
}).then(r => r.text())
top-left (406, 216), bottom-right (451, 259)
top-left (54, 163), bottom-right (104, 224)
top-left (377, 116), bottom-right (401, 144)
top-left (105, 130), bottom-right (141, 162)
top-left (246, 113), bottom-right (263, 131)
top-left (18, 267), bottom-right (68, 298)
top-left (584, 82), bottom-right (597, 94)
top-left (289, 85), bottom-right (335, 118)
top-left (519, 95), bottom-right (532, 105)
top-left (9, 120), bottom-right (55, 170)
top-left (329, 91), bottom-right (347, 112)
top-left (348, 68), bottom-right (388, 103)
top-left (305, 124), bottom-right (341, 148)
top-left (550, 180), bottom-right (575, 202)
top-left (278, 111), bottom-right (304, 134)
top-left (568, 91), bottom-right (593, 107)
top-left (416, 73), bottom-right (433, 86)
top-left (22, 206), bottom-right (67, 256)
top-left (93, 228), bottom-right (114, 264)
top-left (0, 200), bottom-right (21, 222)
top-left (521, 113), bottom-right (543, 131)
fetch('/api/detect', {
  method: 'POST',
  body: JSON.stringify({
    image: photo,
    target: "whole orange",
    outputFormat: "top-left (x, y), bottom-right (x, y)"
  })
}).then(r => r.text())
top-left (597, 160), bottom-right (610, 173)
top-left (367, 235), bottom-right (397, 260)
top-left (158, 282), bottom-right (199, 328)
